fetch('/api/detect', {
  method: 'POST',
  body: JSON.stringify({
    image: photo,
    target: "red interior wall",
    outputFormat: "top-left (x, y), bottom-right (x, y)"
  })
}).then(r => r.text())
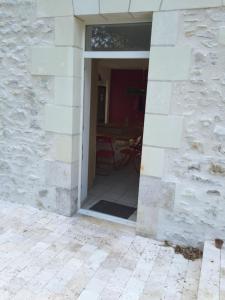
top-left (109, 69), bottom-right (148, 126)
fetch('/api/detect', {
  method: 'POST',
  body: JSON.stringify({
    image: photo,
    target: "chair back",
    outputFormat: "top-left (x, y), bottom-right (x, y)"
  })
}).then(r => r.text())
top-left (96, 136), bottom-right (114, 152)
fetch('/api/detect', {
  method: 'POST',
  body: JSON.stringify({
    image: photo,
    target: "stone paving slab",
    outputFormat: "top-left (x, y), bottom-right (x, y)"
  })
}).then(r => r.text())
top-left (0, 200), bottom-right (201, 300)
top-left (197, 241), bottom-right (220, 300)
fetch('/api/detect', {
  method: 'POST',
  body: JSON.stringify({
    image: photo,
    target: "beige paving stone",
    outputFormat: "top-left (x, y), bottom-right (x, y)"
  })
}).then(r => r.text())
top-left (0, 200), bottom-right (203, 300)
top-left (198, 241), bottom-right (220, 300)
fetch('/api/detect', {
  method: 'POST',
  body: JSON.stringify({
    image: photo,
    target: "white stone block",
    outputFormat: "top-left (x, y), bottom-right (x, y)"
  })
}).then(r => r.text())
top-left (73, 0), bottom-right (99, 15)
top-left (130, 0), bottom-right (161, 12)
top-left (145, 81), bottom-right (172, 115)
top-left (131, 12), bottom-right (153, 19)
top-left (54, 77), bottom-right (82, 107)
top-left (198, 241), bottom-right (220, 300)
top-left (77, 15), bottom-right (107, 24)
top-left (30, 47), bottom-right (83, 77)
top-left (37, 0), bottom-right (73, 17)
top-left (55, 17), bottom-right (84, 48)
top-left (137, 204), bottom-right (158, 236)
top-left (30, 47), bottom-right (74, 77)
top-left (74, 48), bottom-right (83, 78)
top-left (101, 13), bottom-right (134, 22)
top-left (52, 135), bottom-right (80, 163)
top-left (143, 114), bottom-right (183, 148)
top-left (141, 146), bottom-right (165, 178)
top-left (218, 27), bottom-right (225, 45)
top-left (45, 160), bottom-right (79, 189)
top-left (151, 11), bottom-right (179, 45)
top-left (44, 105), bottom-right (80, 135)
top-left (161, 0), bottom-right (221, 10)
top-left (149, 47), bottom-right (192, 80)
top-left (100, 0), bottom-right (130, 14)
top-left (54, 77), bottom-right (73, 107)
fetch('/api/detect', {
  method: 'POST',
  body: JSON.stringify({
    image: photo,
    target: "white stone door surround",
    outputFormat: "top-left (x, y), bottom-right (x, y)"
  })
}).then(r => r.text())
top-left (32, 0), bottom-right (225, 238)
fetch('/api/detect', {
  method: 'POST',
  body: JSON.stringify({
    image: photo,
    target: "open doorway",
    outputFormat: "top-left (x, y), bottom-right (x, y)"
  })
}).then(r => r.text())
top-left (81, 58), bottom-right (149, 222)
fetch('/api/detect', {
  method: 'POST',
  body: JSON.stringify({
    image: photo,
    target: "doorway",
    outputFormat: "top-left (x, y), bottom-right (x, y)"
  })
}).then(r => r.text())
top-left (80, 58), bottom-right (149, 222)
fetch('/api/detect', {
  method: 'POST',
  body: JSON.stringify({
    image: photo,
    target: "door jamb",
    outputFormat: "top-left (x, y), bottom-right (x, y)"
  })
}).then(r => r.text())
top-left (77, 51), bottom-right (150, 221)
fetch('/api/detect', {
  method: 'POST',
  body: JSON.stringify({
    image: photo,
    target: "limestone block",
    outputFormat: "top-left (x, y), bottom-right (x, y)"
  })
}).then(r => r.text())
top-left (145, 81), bottom-right (172, 115)
top-left (138, 176), bottom-right (175, 210)
top-left (77, 15), bottom-right (108, 24)
top-left (37, 0), bottom-right (73, 17)
top-left (100, 0), bottom-right (130, 14)
top-left (143, 114), bottom-right (183, 148)
top-left (52, 135), bottom-right (80, 163)
top-left (44, 105), bottom-right (80, 135)
top-left (56, 187), bottom-right (78, 216)
top-left (136, 204), bottom-right (158, 237)
top-left (151, 11), bottom-right (179, 46)
top-left (30, 47), bottom-right (74, 77)
top-left (45, 160), bottom-right (79, 189)
top-left (74, 48), bottom-right (83, 78)
top-left (218, 27), bottom-right (225, 45)
top-left (141, 146), bottom-right (165, 178)
top-left (100, 13), bottom-right (134, 22)
top-left (54, 77), bottom-right (82, 107)
top-left (54, 77), bottom-right (74, 107)
top-left (73, 0), bottom-right (99, 15)
top-left (161, 0), bottom-right (221, 10)
top-left (149, 47), bottom-right (192, 80)
top-left (130, 12), bottom-right (153, 19)
top-left (55, 17), bottom-right (84, 48)
top-left (130, 0), bottom-right (161, 12)
top-left (198, 241), bottom-right (220, 300)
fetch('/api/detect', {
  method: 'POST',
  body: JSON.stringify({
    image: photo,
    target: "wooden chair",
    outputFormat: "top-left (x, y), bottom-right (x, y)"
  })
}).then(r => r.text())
top-left (96, 136), bottom-right (116, 175)
top-left (119, 136), bottom-right (142, 172)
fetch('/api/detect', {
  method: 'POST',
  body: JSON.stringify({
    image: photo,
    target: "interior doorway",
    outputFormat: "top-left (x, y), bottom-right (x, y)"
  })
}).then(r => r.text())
top-left (80, 58), bottom-right (149, 222)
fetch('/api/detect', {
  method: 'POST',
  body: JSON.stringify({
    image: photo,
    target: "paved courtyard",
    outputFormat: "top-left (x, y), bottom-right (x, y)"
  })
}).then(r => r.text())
top-left (0, 200), bottom-right (201, 300)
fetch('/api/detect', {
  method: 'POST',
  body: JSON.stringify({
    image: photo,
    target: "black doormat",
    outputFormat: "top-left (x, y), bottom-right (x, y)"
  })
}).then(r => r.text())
top-left (90, 200), bottom-right (136, 219)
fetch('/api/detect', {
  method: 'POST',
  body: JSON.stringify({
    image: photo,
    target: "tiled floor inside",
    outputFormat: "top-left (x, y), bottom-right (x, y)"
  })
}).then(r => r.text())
top-left (0, 200), bottom-right (202, 300)
top-left (82, 164), bottom-right (139, 221)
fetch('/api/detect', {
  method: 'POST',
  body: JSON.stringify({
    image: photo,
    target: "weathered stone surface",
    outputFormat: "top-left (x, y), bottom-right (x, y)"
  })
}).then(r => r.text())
top-left (138, 176), bottom-right (176, 210)
top-left (45, 160), bottom-right (79, 189)
top-left (56, 187), bottom-right (78, 216)
top-left (158, 8), bottom-right (225, 246)
top-left (0, 200), bottom-right (202, 299)
top-left (2, 1), bottom-right (225, 247)
top-left (0, 0), bottom-right (55, 210)
top-left (0, 1), bottom-right (81, 216)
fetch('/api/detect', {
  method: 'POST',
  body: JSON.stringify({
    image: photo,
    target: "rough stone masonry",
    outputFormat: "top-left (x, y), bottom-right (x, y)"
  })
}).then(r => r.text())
top-left (1, 0), bottom-right (225, 247)
top-left (153, 8), bottom-right (225, 246)
top-left (0, 0), bottom-right (56, 211)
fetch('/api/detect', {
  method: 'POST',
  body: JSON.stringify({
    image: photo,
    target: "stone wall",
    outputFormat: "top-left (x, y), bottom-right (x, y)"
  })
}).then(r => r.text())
top-left (0, 0), bottom-right (56, 211)
top-left (138, 7), bottom-right (225, 247)
top-left (2, 0), bottom-right (225, 246)
top-left (0, 0), bottom-right (83, 216)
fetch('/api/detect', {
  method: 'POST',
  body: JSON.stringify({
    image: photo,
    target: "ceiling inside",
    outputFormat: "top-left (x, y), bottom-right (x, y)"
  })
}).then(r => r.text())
top-left (97, 59), bottom-right (149, 70)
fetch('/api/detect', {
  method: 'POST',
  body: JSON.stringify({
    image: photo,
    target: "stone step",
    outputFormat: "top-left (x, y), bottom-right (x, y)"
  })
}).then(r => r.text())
top-left (197, 241), bottom-right (221, 300)
top-left (220, 245), bottom-right (225, 299)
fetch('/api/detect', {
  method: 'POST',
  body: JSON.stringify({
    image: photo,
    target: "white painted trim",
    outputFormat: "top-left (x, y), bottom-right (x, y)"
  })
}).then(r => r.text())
top-left (84, 51), bottom-right (150, 59)
top-left (80, 59), bottom-right (92, 204)
top-left (78, 50), bottom-right (150, 211)
top-left (77, 30), bottom-right (86, 211)
top-left (97, 80), bottom-right (109, 124)
top-left (79, 209), bottom-right (136, 228)
top-left (84, 17), bottom-right (152, 25)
